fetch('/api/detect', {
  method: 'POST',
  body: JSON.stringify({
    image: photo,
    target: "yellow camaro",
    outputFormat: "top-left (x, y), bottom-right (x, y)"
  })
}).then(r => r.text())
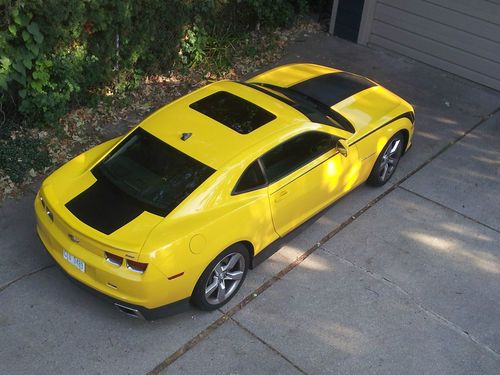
top-left (35, 63), bottom-right (414, 319)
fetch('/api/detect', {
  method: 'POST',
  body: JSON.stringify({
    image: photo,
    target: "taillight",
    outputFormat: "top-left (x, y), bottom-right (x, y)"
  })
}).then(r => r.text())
top-left (40, 196), bottom-right (46, 209)
top-left (126, 260), bottom-right (148, 273)
top-left (105, 252), bottom-right (123, 266)
top-left (40, 195), bottom-right (53, 221)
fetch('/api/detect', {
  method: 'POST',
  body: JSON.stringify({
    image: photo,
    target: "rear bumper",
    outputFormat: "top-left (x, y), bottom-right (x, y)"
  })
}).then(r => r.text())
top-left (37, 229), bottom-right (191, 320)
top-left (35, 193), bottom-right (192, 319)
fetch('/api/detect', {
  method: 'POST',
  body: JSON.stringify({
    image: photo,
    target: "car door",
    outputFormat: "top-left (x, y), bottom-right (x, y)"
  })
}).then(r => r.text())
top-left (262, 131), bottom-right (359, 237)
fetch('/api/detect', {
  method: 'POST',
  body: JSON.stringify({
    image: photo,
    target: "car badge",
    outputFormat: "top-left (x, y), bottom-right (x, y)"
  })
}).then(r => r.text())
top-left (69, 234), bottom-right (80, 243)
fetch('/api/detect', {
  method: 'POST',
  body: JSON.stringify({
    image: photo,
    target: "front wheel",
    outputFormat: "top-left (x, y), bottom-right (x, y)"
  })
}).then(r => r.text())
top-left (367, 133), bottom-right (404, 186)
top-left (192, 245), bottom-right (249, 311)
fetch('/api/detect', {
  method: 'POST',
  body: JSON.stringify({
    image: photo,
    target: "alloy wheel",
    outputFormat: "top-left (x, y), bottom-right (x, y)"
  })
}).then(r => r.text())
top-left (378, 138), bottom-right (401, 182)
top-left (204, 252), bottom-right (245, 305)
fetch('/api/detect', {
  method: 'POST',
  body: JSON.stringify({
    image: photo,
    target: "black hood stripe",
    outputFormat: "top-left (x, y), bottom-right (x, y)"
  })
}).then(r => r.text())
top-left (289, 72), bottom-right (375, 107)
top-left (65, 179), bottom-right (146, 235)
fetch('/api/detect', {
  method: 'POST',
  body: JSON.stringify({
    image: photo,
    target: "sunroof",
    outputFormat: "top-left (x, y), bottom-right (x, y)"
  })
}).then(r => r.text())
top-left (190, 91), bottom-right (276, 134)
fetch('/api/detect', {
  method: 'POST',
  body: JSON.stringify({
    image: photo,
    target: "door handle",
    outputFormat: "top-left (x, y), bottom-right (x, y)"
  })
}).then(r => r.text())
top-left (274, 190), bottom-right (288, 202)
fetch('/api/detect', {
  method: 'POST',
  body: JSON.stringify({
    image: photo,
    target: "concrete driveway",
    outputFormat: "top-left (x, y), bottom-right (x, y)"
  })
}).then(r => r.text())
top-left (1, 33), bottom-right (499, 374)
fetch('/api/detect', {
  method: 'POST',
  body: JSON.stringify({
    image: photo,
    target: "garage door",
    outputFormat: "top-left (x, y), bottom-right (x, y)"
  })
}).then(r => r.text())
top-left (367, 0), bottom-right (500, 91)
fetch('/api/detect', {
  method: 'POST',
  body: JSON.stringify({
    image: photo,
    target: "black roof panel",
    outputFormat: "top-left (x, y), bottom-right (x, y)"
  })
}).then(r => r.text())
top-left (290, 72), bottom-right (375, 107)
top-left (190, 91), bottom-right (276, 134)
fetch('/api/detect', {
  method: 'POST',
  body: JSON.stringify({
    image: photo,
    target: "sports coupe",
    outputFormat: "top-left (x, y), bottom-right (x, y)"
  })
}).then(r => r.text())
top-left (35, 63), bottom-right (414, 319)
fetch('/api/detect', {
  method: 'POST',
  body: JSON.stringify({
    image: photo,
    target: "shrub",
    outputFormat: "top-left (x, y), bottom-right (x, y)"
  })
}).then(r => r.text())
top-left (0, 0), bottom-right (189, 129)
top-left (0, 0), bottom-right (311, 185)
top-left (1, 0), bottom-right (310, 129)
top-left (0, 135), bottom-right (49, 183)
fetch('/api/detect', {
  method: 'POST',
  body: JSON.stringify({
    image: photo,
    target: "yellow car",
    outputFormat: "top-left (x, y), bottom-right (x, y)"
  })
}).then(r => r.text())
top-left (35, 63), bottom-right (414, 319)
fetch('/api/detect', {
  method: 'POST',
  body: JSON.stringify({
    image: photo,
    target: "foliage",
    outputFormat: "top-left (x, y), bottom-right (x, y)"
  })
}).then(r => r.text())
top-left (179, 24), bottom-right (208, 68)
top-left (0, 0), bottom-right (315, 192)
top-left (1, 0), bottom-right (188, 127)
top-left (0, 134), bottom-right (49, 183)
top-left (1, 0), bottom-right (310, 127)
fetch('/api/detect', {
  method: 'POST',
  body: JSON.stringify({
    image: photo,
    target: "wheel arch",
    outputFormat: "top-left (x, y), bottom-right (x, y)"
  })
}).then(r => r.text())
top-left (236, 240), bottom-right (255, 266)
top-left (398, 128), bottom-right (410, 155)
top-left (191, 240), bottom-right (252, 310)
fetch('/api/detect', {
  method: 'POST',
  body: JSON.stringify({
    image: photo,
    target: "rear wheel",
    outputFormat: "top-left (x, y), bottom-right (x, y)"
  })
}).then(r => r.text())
top-left (192, 245), bottom-right (249, 311)
top-left (367, 133), bottom-right (404, 186)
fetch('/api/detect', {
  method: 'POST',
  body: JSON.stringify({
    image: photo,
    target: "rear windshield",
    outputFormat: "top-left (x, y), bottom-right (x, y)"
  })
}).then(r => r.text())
top-left (190, 91), bottom-right (276, 134)
top-left (93, 128), bottom-right (214, 216)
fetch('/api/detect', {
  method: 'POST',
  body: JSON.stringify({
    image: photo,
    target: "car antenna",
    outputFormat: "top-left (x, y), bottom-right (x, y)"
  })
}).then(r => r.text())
top-left (181, 132), bottom-right (192, 141)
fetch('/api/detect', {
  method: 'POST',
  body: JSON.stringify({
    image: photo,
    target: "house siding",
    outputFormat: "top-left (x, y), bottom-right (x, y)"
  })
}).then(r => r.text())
top-left (365, 0), bottom-right (500, 91)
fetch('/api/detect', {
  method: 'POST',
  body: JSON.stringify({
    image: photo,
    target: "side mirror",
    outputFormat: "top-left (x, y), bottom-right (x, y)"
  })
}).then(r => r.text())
top-left (336, 139), bottom-right (349, 157)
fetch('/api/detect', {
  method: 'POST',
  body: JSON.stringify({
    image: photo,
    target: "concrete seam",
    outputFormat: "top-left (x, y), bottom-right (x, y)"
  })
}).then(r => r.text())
top-left (147, 105), bottom-right (500, 372)
top-left (230, 316), bottom-right (309, 375)
top-left (399, 186), bottom-right (500, 235)
top-left (321, 247), bottom-right (500, 358)
top-left (146, 188), bottom-right (396, 374)
top-left (147, 313), bottom-right (232, 374)
top-left (0, 264), bottom-right (55, 294)
top-left (392, 106), bottom-right (500, 188)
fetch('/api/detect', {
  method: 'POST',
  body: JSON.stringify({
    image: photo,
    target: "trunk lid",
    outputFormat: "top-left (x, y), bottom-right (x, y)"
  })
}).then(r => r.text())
top-left (43, 170), bottom-right (164, 256)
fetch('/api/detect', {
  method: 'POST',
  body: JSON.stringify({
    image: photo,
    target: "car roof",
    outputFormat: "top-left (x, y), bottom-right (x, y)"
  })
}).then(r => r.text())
top-left (139, 81), bottom-right (319, 170)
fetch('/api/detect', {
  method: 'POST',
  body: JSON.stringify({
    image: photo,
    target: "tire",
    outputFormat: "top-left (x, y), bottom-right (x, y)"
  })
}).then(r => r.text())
top-left (367, 133), bottom-right (404, 186)
top-left (192, 244), bottom-right (249, 311)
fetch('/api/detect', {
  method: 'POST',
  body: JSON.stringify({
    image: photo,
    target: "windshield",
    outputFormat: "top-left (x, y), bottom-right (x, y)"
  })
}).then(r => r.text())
top-left (93, 128), bottom-right (215, 216)
top-left (247, 82), bottom-right (354, 132)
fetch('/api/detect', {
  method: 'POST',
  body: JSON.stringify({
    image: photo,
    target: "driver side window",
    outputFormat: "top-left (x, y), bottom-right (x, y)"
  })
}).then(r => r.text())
top-left (261, 131), bottom-right (337, 184)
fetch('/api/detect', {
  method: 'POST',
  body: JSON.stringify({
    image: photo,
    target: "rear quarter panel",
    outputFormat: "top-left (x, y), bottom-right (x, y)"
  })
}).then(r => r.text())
top-left (141, 167), bottom-right (278, 301)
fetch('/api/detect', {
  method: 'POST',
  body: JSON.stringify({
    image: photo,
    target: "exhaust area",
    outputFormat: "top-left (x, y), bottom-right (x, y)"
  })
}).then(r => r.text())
top-left (114, 303), bottom-right (144, 319)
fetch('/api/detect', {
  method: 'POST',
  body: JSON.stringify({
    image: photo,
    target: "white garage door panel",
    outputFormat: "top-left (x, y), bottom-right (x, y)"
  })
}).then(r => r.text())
top-left (370, 34), bottom-right (500, 91)
top-left (371, 22), bottom-right (500, 79)
top-left (426, 0), bottom-right (500, 25)
top-left (376, 3), bottom-right (500, 62)
top-left (380, 0), bottom-right (500, 41)
top-left (369, 0), bottom-right (500, 91)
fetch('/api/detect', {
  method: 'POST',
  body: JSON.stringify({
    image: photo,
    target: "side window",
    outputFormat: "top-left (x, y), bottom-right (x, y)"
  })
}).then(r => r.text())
top-left (261, 131), bottom-right (337, 183)
top-left (233, 160), bottom-right (267, 194)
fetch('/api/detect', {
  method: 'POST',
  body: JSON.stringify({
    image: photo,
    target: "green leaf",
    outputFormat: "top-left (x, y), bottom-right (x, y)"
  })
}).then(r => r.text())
top-left (0, 75), bottom-right (8, 91)
top-left (19, 89), bottom-right (27, 98)
top-left (14, 13), bottom-right (30, 27)
top-left (27, 22), bottom-right (39, 35)
top-left (12, 60), bottom-right (26, 75)
top-left (30, 80), bottom-right (44, 92)
top-left (22, 30), bottom-right (31, 42)
top-left (8, 24), bottom-right (17, 35)
top-left (23, 58), bottom-right (32, 69)
top-left (12, 72), bottom-right (26, 86)
top-left (27, 23), bottom-right (43, 44)
top-left (0, 57), bottom-right (11, 69)
top-left (33, 31), bottom-right (44, 44)
top-left (27, 43), bottom-right (40, 56)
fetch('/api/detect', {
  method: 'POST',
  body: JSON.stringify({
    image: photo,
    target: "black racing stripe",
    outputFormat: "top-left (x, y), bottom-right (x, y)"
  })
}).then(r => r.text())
top-left (349, 111), bottom-right (415, 146)
top-left (65, 179), bottom-right (145, 235)
top-left (290, 72), bottom-right (375, 107)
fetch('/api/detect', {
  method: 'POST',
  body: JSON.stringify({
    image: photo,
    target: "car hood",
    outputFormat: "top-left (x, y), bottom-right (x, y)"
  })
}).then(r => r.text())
top-left (332, 85), bottom-right (404, 137)
top-left (41, 139), bottom-right (164, 255)
top-left (248, 63), bottom-right (410, 137)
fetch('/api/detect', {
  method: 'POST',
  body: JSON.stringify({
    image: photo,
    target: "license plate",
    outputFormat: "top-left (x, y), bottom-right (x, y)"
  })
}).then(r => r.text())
top-left (63, 249), bottom-right (85, 273)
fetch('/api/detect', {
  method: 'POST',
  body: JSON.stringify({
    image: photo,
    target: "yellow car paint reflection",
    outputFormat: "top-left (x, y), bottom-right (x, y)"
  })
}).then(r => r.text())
top-left (35, 63), bottom-right (414, 318)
